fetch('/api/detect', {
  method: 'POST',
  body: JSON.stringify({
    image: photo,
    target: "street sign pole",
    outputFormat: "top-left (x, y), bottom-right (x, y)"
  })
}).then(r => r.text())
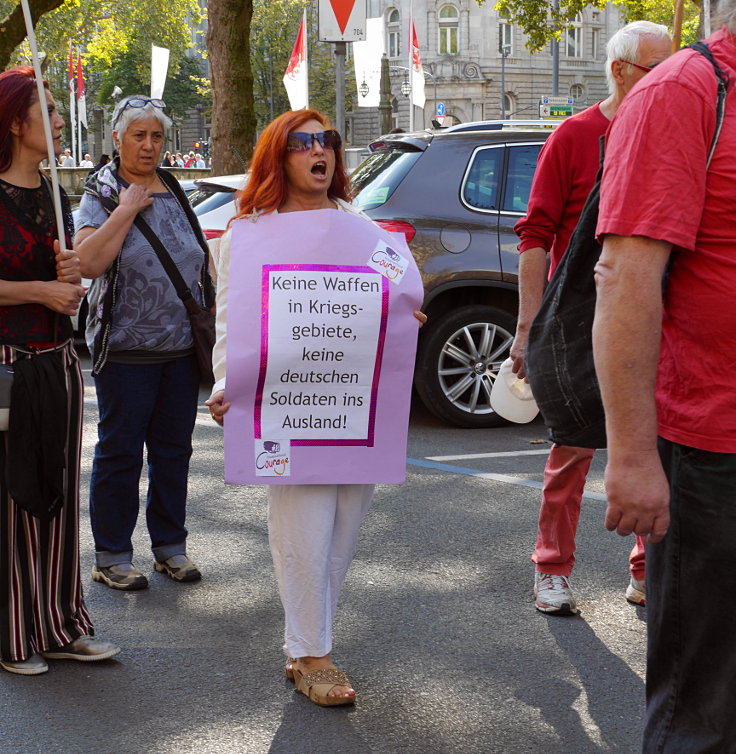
top-left (318, 0), bottom-right (367, 137)
top-left (334, 41), bottom-right (346, 139)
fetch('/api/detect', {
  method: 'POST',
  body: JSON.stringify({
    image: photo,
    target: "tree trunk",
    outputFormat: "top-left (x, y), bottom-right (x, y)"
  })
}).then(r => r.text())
top-left (207, 0), bottom-right (256, 176)
top-left (0, 0), bottom-right (68, 70)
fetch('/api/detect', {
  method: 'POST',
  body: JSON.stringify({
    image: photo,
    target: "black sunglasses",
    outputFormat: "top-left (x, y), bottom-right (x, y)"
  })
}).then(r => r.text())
top-left (286, 130), bottom-right (342, 152)
top-left (113, 97), bottom-right (166, 129)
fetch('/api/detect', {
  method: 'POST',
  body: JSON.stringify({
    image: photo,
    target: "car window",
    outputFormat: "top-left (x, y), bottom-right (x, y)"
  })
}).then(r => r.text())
top-left (502, 144), bottom-right (543, 213)
top-left (462, 146), bottom-right (503, 211)
top-left (192, 189), bottom-right (236, 216)
top-left (352, 150), bottom-right (422, 209)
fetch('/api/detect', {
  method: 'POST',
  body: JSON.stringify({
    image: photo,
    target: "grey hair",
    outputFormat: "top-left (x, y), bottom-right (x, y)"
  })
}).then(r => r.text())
top-left (605, 20), bottom-right (671, 94)
top-left (713, 0), bottom-right (736, 32)
top-left (111, 95), bottom-right (172, 137)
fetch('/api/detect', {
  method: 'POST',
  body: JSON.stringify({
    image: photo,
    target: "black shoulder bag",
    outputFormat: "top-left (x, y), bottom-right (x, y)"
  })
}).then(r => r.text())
top-left (100, 170), bottom-right (216, 385)
top-left (524, 43), bottom-right (728, 448)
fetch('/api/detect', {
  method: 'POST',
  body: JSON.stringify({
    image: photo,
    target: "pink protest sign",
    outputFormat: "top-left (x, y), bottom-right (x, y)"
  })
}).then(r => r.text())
top-left (223, 209), bottom-right (424, 485)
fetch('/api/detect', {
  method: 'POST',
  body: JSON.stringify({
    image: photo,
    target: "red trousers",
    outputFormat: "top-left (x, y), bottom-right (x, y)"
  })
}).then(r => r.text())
top-left (532, 444), bottom-right (646, 580)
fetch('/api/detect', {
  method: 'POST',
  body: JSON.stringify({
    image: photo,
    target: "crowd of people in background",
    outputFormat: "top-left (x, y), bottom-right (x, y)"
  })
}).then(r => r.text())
top-left (58, 147), bottom-right (209, 169)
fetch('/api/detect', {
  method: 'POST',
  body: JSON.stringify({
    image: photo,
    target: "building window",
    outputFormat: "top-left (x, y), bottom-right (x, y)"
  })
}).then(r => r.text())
top-left (592, 27), bottom-right (600, 59)
top-left (570, 83), bottom-right (585, 103)
top-left (438, 5), bottom-right (459, 56)
top-left (387, 8), bottom-right (400, 58)
top-left (503, 93), bottom-right (515, 118)
top-left (498, 10), bottom-right (513, 55)
top-left (566, 12), bottom-right (583, 58)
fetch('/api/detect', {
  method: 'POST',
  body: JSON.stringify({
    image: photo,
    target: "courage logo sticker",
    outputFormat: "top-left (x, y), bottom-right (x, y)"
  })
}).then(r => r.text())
top-left (367, 240), bottom-right (409, 284)
top-left (254, 439), bottom-right (291, 477)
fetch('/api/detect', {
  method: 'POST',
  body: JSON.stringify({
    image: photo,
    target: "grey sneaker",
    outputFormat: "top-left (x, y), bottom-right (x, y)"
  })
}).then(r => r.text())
top-left (154, 554), bottom-right (201, 583)
top-left (0, 653), bottom-right (48, 675)
top-left (625, 577), bottom-right (646, 606)
top-left (534, 572), bottom-right (577, 615)
top-left (92, 562), bottom-right (149, 591)
top-left (42, 636), bottom-right (121, 662)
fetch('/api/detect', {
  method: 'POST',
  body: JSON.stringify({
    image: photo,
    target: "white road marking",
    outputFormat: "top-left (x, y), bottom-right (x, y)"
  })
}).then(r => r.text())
top-left (407, 457), bottom-right (607, 502)
top-left (428, 449), bottom-right (552, 461)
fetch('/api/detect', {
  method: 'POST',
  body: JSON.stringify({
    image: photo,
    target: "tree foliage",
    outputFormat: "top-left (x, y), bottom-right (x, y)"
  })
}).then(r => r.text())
top-left (612, 0), bottom-right (701, 42)
top-left (250, 0), bottom-right (355, 131)
top-left (0, 0), bottom-right (66, 70)
top-left (489, 0), bottom-right (702, 51)
top-left (1, 0), bottom-right (205, 131)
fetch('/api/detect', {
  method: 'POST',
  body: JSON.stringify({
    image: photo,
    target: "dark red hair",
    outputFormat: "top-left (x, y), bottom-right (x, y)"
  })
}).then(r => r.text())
top-left (233, 109), bottom-right (350, 220)
top-left (0, 66), bottom-right (49, 173)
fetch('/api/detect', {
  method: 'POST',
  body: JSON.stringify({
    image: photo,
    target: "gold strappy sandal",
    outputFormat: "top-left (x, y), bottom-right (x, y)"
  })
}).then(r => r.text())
top-left (293, 666), bottom-right (356, 707)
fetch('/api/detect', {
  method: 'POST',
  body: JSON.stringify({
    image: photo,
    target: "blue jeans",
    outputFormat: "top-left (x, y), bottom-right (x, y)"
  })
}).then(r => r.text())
top-left (644, 438), bottom-right (736, 752)
top-left (90, 356), bottom-right (199, 567)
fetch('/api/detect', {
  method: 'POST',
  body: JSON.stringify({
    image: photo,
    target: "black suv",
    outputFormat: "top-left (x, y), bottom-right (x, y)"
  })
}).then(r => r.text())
top-left (351, 121), bottom-right (557, 428)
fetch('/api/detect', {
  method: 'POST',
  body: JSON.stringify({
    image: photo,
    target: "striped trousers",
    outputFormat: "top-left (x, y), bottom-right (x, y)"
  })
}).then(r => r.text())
top-left (0, 341), bottom-right (93, 662)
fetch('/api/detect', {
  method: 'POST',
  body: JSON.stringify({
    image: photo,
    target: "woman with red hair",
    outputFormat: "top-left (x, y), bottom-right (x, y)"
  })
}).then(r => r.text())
top-left (0, 67), bottom-right (120, 675)
top-left (206, 109), bottom-right (423, 706)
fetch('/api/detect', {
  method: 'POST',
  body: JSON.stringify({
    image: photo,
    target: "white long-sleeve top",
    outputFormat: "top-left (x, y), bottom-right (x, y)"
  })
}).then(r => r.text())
top-left (209, 199), bottom-right (373, 399)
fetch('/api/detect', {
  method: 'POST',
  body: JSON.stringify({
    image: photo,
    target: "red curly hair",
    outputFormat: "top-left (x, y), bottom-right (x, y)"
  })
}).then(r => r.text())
top-left (233, 109), bottom-right (350, 220)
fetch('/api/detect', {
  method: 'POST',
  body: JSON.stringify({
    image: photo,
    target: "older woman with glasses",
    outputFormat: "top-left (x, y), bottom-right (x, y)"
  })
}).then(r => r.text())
top-left (75, 95), bottom-right (214, 591)
top-left (206, 109), bottom-right (424, 707)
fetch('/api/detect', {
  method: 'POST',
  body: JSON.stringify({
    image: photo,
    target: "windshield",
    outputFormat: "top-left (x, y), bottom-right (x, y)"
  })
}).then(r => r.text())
top-left (192, 189), bottom-right (236, 216)
top-left (351, 150), bottom-right (422, 210)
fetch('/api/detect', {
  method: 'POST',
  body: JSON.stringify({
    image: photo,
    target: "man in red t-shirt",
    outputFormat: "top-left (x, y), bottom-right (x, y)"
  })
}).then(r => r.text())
top-left (512, 21), bottom-right (671, 615)
top-left (594, 14), bottom-right (736, 749)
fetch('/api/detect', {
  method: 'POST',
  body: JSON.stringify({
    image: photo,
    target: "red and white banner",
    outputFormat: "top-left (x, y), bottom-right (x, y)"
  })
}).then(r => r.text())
top-left (76, 50), bottom-right (87, 129)
top-left (283, 12), bottom-right (309, 110)
top-left (68, 41), bottom-right (76, 159)
top-left (410, 16), bottom-right (426, 110)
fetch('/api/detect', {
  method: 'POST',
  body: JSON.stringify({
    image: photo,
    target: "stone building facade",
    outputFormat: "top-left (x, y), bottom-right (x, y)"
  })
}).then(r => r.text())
top-left (348, 0), bottom-right (624, 144)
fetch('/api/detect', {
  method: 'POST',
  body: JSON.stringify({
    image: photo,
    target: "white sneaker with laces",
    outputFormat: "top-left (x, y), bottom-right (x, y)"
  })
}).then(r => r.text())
top-left (534, 572), bottom-right (577, 615)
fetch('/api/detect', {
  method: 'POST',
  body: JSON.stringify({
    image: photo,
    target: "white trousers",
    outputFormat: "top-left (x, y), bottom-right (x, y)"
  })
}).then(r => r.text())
top-left (267, 483), bottom-right (375, 658)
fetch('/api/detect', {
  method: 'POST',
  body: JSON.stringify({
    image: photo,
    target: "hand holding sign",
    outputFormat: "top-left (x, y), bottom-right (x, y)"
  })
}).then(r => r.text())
top-left (222, 209), bottom-right (424, 485)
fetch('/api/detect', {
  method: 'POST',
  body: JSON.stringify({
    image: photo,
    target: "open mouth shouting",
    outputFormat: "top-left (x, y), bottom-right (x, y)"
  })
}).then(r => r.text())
top-left (311, 161), bottom-right (327, 177)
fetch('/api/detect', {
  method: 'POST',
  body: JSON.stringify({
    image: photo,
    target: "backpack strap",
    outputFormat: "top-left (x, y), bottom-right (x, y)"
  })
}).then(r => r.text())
top-left (689, 41), bottom-right (729, 168)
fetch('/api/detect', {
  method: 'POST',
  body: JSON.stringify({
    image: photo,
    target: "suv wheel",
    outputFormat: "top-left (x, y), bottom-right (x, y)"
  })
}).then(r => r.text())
top-left (415, 304), bottom-right (515, 428)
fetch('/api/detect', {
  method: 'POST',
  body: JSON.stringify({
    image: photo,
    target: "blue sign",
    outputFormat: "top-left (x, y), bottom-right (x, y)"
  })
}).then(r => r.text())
top-left (436, 102), bottom-right (446, 117)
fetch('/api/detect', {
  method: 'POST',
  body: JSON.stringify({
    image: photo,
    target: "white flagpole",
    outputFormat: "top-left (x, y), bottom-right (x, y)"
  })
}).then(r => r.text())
top-left (304, 9), bottom-right (309, 109)
top-left (19, 0), bottom-right (67, 251)
top-left (77, 56), bottom-right (82, 166)
top-left (409, 2), bottom-right (414, 132)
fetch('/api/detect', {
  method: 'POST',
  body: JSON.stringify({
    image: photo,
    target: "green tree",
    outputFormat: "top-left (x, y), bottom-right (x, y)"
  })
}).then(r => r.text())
top-left (250, 0), bottom-right (354, 131)
top-left (612, 0), bottom-right (701, 42)
top-left (0, 0), bottom-right (67, 69)
top-left (489, 0), bottom-right (702, 51)
top-left (2, 0), bottom-right (205, 152)
top-left (207, 0), bottom-right (256, 174)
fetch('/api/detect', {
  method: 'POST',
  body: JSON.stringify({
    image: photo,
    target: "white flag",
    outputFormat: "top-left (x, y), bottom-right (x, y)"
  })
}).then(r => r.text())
top-left (353, 18), bottom-right (384, 108)
top-left (151, 45), bottom-right (170, 100)
top-left (283, 12), bottom-right (308, 110)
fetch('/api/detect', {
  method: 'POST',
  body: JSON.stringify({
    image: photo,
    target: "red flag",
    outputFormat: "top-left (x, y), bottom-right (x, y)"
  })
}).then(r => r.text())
top-left (283, 12), bottom-right (308, 110)
top-left (77, 50), bottom-right (87, 129)
top-left (68, 41), bottom-right (76, 154)
top-left (409, 17), bottom-right (426, 108)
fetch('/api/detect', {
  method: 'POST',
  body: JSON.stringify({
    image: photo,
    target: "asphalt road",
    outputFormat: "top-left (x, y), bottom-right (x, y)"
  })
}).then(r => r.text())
top-left (0, 356), bottom-right (647, 754)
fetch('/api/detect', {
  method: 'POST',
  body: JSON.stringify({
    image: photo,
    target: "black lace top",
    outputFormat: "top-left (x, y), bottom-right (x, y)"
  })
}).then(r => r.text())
top-left (0, 176), bottom-right (74, 344)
